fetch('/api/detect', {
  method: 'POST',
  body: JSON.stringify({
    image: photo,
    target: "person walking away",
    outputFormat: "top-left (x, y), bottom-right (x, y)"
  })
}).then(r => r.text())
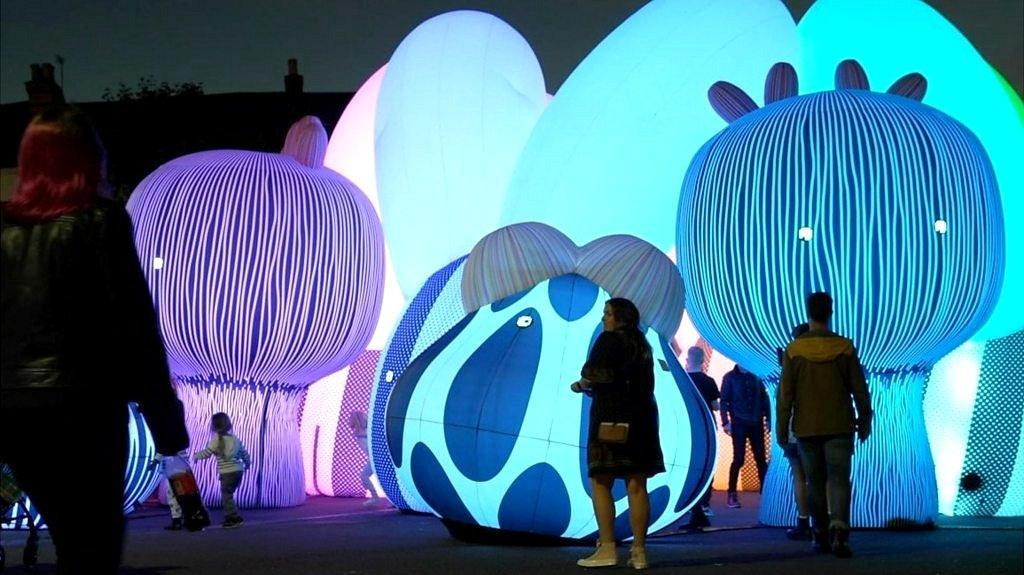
top-left (777, 292), bottom-right (872, 558)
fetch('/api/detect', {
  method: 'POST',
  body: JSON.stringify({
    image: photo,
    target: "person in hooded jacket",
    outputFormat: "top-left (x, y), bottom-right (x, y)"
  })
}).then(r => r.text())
top-left (777, 292), bottom-right (872, 558)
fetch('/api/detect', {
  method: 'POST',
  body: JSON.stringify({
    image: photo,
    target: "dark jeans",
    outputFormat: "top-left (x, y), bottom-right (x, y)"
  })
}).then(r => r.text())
top-left (798, 434), bottom-right (853, 530)
top-left (698, 482), bottom-right (713, 507)
top-left (220, 470), bottom-right (244, 517)
top-left (728, 419), bottom-right (767, 493)
top-left (1, 401), bottom-right (127, 574)
top-left (687, 481), bottom-right (714, 524)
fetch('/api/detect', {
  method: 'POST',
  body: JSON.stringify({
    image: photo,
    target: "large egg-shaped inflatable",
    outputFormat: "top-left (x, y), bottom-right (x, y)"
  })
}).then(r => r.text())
top-left (374, 224), bottom-right (715, 539)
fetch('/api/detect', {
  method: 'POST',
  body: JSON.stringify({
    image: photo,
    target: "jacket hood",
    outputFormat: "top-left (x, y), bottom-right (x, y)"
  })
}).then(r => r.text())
top-left (787, 331), bottom-right (854, 362)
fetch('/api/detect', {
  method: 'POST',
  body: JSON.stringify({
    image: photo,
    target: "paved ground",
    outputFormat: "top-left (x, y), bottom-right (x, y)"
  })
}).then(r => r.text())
top-left (2, 492), bottom-right (1021, 574)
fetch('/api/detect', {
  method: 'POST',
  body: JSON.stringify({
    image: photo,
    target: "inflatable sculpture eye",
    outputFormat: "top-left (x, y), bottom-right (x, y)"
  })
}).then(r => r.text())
top-left (516, 315), bottom-right (534, 328)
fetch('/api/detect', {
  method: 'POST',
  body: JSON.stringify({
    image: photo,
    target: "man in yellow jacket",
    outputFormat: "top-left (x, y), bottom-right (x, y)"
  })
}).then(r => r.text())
top-left (777, 292), bottom-right (872, 558)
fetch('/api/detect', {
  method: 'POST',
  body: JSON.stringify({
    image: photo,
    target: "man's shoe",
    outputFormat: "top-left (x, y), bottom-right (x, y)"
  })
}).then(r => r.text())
top-left (811, 529), bottom-right (832, 553)
top-left (786, 517), bottom-right (812, 540)
top-left (222, 515), bottom-right (244, 529)
top-left (164, 517), bottom-right (183, 531)
top-left (701, 505), bottom-right (714, 517)
top-left (577, 541), bottom-right (618, 568)
top-left (726, 493), bottom-right (741, 508)
top-left (683, 514), bottom-right (711, 530)
top-left (830, 527), bottom-right (852, 558)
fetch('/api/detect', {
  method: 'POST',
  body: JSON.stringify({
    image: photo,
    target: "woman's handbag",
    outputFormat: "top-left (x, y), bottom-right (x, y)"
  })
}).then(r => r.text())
top-left (597, 422), bottom-right (630, 444)
top-left (595, 376), bottom-right (632, 444)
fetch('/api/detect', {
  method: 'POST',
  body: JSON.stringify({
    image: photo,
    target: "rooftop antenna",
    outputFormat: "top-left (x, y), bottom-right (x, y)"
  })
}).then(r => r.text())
top-left (55, 54), bottom-right (65, 92)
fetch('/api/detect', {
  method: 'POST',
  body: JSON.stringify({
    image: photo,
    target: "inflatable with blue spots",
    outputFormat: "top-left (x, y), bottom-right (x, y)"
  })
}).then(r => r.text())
top-left (370, 224), bottom-right (716, 539)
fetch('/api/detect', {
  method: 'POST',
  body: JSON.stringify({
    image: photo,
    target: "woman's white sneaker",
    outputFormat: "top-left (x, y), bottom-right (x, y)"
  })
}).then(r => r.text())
top-left (577, 542), bottom-right (618, 568)
top-left (627, 545), bottom-right (648, 570)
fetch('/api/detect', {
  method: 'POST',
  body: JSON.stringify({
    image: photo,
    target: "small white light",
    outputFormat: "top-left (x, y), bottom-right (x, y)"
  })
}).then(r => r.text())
top-left (385, 370), bottom-right (395, 383)
top-left (934, 219), bottom-right (948, 234)
top-left (798, 227), bottom-right (813, 242)
top-left (516, 315), bottom-right (533, 328)
top-left (153, 256), bottom-right (165, 270)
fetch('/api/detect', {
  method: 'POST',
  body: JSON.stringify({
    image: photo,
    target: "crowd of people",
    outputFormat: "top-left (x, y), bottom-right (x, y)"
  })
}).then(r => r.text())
top-left (571, 290), bottom-right (871, 568)
top-left (1, 107), bottom-right (872, 572)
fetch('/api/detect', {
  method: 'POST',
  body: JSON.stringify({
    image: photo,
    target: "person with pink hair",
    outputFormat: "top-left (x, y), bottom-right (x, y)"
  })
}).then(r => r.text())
top-left (1, 107), bottom-right (189, 572)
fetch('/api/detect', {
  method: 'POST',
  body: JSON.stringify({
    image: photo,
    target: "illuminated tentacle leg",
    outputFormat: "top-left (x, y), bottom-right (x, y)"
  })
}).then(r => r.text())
top-left (760, 371), bottom-right (936, 528)
top-left (758, 377), bottom-right (798, 527)
top-left (849, 371), bottom-right (935, 527)
top-left (176, 379), bottom-right (306, 509)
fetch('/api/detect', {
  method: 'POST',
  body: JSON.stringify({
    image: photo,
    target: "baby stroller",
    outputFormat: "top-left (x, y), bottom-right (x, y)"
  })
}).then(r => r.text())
top-left (0, 463), bottom-right (39, 571)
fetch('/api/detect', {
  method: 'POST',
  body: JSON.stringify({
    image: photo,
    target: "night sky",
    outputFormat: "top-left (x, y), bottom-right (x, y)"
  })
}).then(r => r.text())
top-left (1, 0), bottom-right (1022, 104)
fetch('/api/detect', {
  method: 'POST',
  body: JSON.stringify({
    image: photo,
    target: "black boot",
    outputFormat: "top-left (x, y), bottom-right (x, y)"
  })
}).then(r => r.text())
top-left (830, 527), bottom-right (852, 558)
top-left (164, 517), bottom-right (183, 531)
top-left (811, 528), bottom-right (832, 553)
top-left (684, 506), bottom-right (711, 530)
top-left (786, 516), bottom-right (812, 541)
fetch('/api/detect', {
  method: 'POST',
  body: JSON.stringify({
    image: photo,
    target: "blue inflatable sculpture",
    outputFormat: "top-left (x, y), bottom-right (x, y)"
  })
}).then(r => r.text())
top-left (372, 224), bottom-right (716, 539)
top-left (677, 60), bottom-right (1004, 527)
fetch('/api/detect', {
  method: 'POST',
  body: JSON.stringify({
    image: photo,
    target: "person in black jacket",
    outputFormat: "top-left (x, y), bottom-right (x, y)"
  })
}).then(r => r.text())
top-left (720, 364), bottom-right (770, 508)
top-left (571, 298), bottom-right (663, 570)
top-left (1, 107), bottom-right (189, 574)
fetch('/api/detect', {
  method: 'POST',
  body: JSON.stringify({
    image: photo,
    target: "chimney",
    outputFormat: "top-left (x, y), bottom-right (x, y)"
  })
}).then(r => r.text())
top-left (25, 62), bottom-right (65, 114)
top-left (285, 58), bottom-right (303, 96)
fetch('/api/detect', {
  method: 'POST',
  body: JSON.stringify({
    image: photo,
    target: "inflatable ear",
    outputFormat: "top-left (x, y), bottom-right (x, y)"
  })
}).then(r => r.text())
top-left (887, 73), bottom-right (927, 101)
top-left (764, 62), bottom-right (799, 104)
top-left (708, 81), bottom-right (760, 123)
top-left (462, 222), bottom-right (577, 314)
top-left (834, 59), bottom-right (870, 90)
top-left (281, 115), bottom-right (328, 167)
top-left (577, 235), bottom-right (684, 339)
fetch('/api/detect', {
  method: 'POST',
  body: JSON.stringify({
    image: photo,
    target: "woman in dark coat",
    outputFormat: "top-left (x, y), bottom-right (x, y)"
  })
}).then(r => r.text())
top-left (1, 108), bottom-right (188, 573)
top-left (571, 298), bottom-right (663, 569)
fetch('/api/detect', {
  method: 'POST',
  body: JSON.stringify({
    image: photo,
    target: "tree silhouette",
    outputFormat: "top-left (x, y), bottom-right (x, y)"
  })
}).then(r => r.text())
top-left (102, 77), bottom-right (203, 102)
